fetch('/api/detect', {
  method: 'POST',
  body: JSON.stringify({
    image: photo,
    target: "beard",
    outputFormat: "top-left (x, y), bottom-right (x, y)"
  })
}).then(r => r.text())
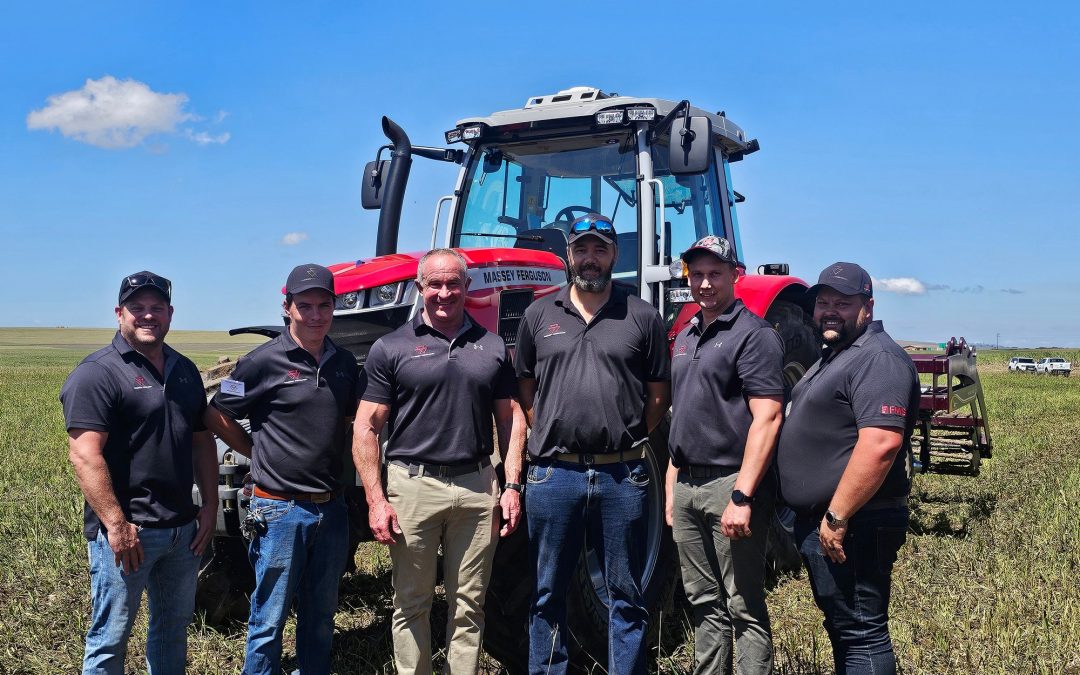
top-left (817, 315), bottom-right (868, 348)
top-left (570, 261), bottom-right (613, 293)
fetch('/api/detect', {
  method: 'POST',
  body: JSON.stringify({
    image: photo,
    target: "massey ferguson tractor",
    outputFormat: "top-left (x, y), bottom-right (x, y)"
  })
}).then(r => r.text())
top-left (197, 86), bottom-right (818, 669)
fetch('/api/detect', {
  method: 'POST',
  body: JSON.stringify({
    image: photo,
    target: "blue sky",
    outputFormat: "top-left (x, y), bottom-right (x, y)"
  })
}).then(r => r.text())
top-left (3, 1), bottom-right (1078, 346)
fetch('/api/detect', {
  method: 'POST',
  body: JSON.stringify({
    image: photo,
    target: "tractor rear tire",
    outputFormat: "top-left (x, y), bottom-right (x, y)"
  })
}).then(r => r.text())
top-left (764, 300), bottom-right (819, 389)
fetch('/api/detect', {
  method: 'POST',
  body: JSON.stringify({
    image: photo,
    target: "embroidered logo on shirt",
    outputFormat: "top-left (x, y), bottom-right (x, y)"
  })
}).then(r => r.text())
top-left (674, 344), bottom-right (688, 357)
top-left (713, 341), bottom-right (723, 349)
top-left (543, 323), bottom-right (566, 338)
top-left (411, 344), bottom-right (435, 358)
top-left (472, 343), bottom-right (484, 350)
top-left (133, 375), bottom-right (152, 390)
top-left (881, 405), bottom-right (907, 416)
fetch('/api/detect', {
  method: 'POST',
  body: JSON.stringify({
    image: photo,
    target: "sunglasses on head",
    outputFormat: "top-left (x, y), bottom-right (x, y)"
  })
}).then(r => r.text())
top-left (570, 216), bottom-right (615, 235)
top-left (122, 273), bottom-right (172, 298)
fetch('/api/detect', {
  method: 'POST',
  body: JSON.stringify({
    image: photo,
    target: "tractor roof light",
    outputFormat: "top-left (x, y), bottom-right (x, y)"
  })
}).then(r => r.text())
top-left (595, 110), bottom-right (625, 125)
top-left (462, 125), bottom-right (483, 140)
top-left (626, 106), bottom-right (656, 121)
top-left (445, 128), bottom-right (463, 144)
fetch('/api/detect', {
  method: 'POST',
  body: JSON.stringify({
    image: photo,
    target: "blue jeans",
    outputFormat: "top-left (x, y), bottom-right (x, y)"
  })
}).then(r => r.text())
top-left (83, 520), bottom-right (200, 675)
top-left (244, 494), bottom-right (348, 675)
top-left (525, 458), bottom-right (650, 675)
top-left (795, 507), bottom-right (908, 675)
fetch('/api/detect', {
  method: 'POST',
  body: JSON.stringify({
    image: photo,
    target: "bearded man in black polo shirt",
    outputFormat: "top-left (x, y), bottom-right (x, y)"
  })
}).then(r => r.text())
top-left (205, 263), bottom-right (360, 675)
top-left (61, 271), bottom-right (218, 674)
top-left (667, 236), bottom-right (785, 674)
top-left (776, 263), bottom-right (919, 675)
top-left (516, 213), bottom-right (671, 675)
top-left (355, 248), bottom-right (525, 675)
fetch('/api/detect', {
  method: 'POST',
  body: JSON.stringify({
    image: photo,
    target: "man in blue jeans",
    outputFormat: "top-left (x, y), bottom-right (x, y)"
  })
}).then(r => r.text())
top-left (206, 264), bottom-right (360, 675)
top-left (515, 214), bottom-right (671, 675)
top-left (776, 263), bottom-right (920, 674)
top-left (61, 271), bottom-right (218, 675)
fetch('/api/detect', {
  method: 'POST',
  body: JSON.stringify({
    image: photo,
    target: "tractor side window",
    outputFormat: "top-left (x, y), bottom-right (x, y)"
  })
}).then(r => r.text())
top-left (458, 156), bottom-right (523, 248)
top-left (648, 144), bottom-right (725, 264)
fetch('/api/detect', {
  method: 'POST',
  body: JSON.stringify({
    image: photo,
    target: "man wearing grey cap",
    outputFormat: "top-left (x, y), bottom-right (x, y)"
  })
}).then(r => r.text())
top-left (667, 236), bottom-right (785, 674)
top-left (775, 262), bottom-right (920, 674)
top-left (205, 263), bottom-right (360, 675)
top-left (61, 271), bottom-right (218, 674)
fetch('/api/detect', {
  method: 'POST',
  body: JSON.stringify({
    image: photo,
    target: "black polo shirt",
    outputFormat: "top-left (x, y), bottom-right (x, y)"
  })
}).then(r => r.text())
top-left (211, 330), bottom-right (359, 493)
top-left (362, 312), bottom-right (516, 465)
top-left (60, 332), bottom-right (207, 540)
top-left (669, 300), bottom-right (785, 469)
top-left (515, 283), bottom-right (670, 458)
top-left (776, 321), bottom-right (920, 517)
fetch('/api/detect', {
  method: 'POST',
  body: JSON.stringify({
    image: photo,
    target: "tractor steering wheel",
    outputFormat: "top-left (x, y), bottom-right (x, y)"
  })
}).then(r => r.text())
top-left (552, 205), bottom-right (595, 225)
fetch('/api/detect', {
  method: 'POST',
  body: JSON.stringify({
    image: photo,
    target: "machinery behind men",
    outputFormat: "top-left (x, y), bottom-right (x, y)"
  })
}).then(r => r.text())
top-left (197, 86), bottom-right (819, 668)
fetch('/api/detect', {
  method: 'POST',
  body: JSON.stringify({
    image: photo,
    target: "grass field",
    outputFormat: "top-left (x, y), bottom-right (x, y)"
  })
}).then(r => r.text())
top-left (1, 328), bottom-right (1077, 673)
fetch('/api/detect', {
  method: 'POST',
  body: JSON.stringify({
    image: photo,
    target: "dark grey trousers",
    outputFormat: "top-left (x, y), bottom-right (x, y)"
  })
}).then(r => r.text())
top-left (673, 471), bottom-right (774, 675)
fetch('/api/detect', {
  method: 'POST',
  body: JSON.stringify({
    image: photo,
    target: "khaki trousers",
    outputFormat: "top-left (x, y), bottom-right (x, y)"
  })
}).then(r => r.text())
top-left (386, 462), bottom-right (500, 675)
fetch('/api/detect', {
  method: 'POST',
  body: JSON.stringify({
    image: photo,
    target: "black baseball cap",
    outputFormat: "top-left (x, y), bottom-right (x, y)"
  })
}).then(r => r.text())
top-left (808, 262), bottom-right (873, 298)
top-left (680, 235), bottom-right (740, 266)
top-left (286, 263), bottom-right (335, 295)
top-left (118, 271), bottom-right (172, 304)
top-left (567, 213), bottom-right (618, 245)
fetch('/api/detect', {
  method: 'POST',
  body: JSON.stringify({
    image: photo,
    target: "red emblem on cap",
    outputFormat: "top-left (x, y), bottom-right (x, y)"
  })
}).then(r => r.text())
top-left (134, 375), bottom-right (147, 387)
top-left (287, 369), bottom-right (301, 380)
top-left (414, 345), bottom-right (428, 355)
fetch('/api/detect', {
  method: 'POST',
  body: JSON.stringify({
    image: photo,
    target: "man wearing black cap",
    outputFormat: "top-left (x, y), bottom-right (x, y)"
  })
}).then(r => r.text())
top-left (775, 263), bottom-right (919, 674)
top-left (61, 271), bottom-right (218, 673)
top-left (205, 263), bottom-right (360, 675)
top-left (516, 213), bottom-right (671, 675)
top-left (667, 236), bottom-right (785, 674)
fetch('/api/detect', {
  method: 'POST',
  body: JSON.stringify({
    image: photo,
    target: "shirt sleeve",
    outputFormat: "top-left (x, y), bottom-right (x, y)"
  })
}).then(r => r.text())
top-left (186, 359), bottom-right (208, 432)
top-left (514, 309), bottom-right (538, 379)
top-left (642, 311), bottom-right (671, 382)
top-left (850, 352), bottom-right (918, 429)
top-left (360, 339), bottom-right (395, 404)
top-left (59, 362), bottom-right (118, 432)
top-left (493, 343), bottom-right (518, 399)
top-left (210, 352), bottom-right (264, 419)
top-left (737, 326), bottom-right (786, 397)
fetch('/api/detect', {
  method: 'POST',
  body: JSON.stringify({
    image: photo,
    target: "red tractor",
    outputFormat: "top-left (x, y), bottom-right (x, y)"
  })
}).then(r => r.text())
top-left (199, 86), bottom-right (816, 669)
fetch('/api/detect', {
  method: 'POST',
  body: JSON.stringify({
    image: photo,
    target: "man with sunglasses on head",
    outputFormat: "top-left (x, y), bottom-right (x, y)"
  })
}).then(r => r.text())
top-left (61, 271), bottom-right (218, 674)
top-left (776, 263), bottom-right (919, 674)
top-left (515, 213), bottom-right (671, 675)
top-left (205, 263), bottom-right (360, 675)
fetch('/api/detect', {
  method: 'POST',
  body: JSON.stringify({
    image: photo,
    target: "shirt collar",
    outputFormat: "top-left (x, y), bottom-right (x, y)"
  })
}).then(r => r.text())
top-left (819, 320), bottom-right (884, 361)
top-left (110, 331), bottom-right (178, 375)
top-left (554, 282), bottom-right (626, 318)
top-left (280, 326), bottom-right (336, 361)
top-left (689, 299), bottom-right (745, 335)
top-left (411, 310), bottom-right (476, 341)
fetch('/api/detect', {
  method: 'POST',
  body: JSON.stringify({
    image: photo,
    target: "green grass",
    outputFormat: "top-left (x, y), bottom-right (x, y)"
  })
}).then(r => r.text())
top-left (1, 334), bottom-right (1078, 673)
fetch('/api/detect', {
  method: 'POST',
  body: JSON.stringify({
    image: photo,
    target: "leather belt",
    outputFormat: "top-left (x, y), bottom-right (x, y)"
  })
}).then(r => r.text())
top-left (390, 456), bottom-right (491, 478)
top-left (253, 485), bottom-right (336, 504)
top-left (680, 464), bottom-right (738, 479)
top-left (554, 449), bottom-right (645, 466)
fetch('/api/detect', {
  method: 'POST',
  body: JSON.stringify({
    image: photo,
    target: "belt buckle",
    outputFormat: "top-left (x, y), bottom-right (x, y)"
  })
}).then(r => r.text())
top-left (438, 465), bottom-right (451, 478)
top-left (582, 453), bottom-right (595, 466)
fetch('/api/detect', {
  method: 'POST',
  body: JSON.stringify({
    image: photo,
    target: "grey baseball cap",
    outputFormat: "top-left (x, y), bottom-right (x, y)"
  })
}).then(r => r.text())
top-left (285, 263), bottom-right (335, 295)
top-left (809, 262), bottom-right (873, 298)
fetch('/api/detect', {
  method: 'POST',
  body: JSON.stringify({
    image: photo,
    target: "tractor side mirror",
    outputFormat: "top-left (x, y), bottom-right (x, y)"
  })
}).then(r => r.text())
top-left (668, 116), bottom-right (712, 175)
top-left (361, 159), bottom-right (391, 210)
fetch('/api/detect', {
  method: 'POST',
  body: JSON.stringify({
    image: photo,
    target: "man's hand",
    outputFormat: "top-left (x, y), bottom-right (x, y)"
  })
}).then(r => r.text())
top-left (190, 503), bottom-right (217, 556)
top-left (369, 500), bottom-right (401, 545)
top-left (107, 521), bottom-right (144, 573)
top-left (499, 489), bottom-right (522, 537)
top-left (819, 514), bottom-right (848, 563)
top-left (720, 501), bottom-right (752, 539)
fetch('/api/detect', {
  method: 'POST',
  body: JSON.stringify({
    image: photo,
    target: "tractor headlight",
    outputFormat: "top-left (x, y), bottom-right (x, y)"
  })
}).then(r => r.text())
top-left (595, 110), bottom-right (625, 125)
top-left (368, 283), bottom-right (402, 308)
top-left (626, 106), bottom-right (656, 121)
top-left (339, 291), bottom-right (360, 309)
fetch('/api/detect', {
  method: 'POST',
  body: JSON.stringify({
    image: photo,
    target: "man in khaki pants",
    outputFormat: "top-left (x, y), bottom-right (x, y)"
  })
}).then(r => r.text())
top-left (354, 248), bottom-right (526, 674)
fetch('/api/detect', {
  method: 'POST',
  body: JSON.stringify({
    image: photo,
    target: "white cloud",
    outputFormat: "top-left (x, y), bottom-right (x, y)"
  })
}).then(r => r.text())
top-left (26, 76), bottom-right (229, 150)
top-left (281, 232), bottom-right (308, 245)
top-left (873, 277), bottom-right (927, 295)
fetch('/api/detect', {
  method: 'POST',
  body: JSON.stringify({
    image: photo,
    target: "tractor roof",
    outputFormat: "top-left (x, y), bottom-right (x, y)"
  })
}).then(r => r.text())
top-left (455, 86), bottom-right (753, 154)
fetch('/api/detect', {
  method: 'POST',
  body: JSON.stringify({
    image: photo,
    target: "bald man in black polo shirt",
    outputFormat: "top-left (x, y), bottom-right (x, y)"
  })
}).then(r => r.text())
top-left (61, 271), bottom-right (218, 674)
top-left (355, 248), bottom-right (525, 675)
top-left (667, 236), bottom-right (785, 674)
top-left (776, 263), bottom-right (919, 675)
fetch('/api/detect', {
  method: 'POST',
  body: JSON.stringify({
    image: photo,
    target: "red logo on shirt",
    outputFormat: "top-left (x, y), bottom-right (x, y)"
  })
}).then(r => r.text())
top-left (548, 323), bottom-right (560, 334)
top-left (675, 344), bottom-right (688, 356)
top-left (414, 344), bottom-right (428, 355)
top-left (881, 405), bottom-right (907, 416)
top-left (134, 375), bottom-right (147, 387)
top-left (287, 369), bottom-right (302, 380)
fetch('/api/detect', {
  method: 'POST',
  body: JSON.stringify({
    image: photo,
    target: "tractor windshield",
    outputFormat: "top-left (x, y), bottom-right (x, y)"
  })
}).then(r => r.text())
top-left (451, 131), bottom-right (730, 291)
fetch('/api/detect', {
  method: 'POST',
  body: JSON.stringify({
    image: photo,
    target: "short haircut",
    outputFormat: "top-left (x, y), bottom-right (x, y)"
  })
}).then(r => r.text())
top-left (416, 248), bottom-right (468, 286)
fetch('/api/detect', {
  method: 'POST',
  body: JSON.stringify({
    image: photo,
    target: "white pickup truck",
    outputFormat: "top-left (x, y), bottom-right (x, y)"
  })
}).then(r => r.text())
top-left (1036, 357), bottom-right (1072, 377)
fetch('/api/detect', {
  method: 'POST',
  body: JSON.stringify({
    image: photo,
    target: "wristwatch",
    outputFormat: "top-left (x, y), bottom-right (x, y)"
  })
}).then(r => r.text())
top-left (825, 510), bottom-right (848, 527)
top-left (504, 482), bottom-right (525, 494)
top-left (731, 489), bottom-right (754, 505)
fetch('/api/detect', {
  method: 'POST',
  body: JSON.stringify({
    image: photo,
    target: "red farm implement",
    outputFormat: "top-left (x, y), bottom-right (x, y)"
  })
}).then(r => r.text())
top-left (909, 337), bottom-right (993, 475)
